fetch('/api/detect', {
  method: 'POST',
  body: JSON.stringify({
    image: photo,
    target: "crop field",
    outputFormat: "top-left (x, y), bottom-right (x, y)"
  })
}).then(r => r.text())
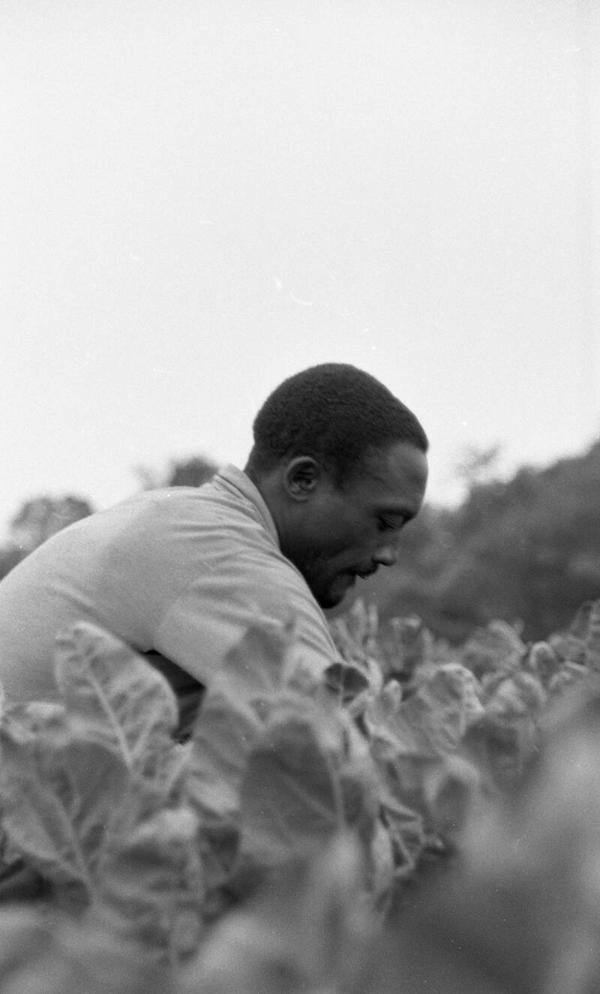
top-left (0, 599), bottom-right (599, 993)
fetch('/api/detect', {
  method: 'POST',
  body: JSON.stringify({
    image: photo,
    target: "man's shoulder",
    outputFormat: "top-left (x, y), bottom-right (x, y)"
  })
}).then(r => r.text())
top-left (86, 467), bottom-right (267, 531)
top-left (124, 468), bottom-right (275, 539)
top-left (75, 469), bottom-right (278, 583)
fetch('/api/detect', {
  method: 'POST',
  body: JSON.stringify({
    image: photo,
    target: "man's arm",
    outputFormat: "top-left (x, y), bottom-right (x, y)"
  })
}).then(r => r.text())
top-left (153, 553), bottom-right (341, 691)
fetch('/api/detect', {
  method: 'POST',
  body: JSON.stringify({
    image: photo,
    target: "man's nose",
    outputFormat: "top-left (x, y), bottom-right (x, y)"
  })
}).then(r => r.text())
top-left (373, 544), bottom-right (398, 568)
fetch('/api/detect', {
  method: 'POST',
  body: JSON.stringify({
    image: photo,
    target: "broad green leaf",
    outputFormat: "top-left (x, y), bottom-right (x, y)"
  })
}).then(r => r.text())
top-left (0, 905), bottom-right (53, 981)
top-left (364, 688), bottom-right (459, 857)
top-left (0, 712), bottom-right (130, 894)
top-left (54, 623), bottom-right (178, 772)
top-left (329, 599), bottom-right (381, 680)
top-left (95, 805), bottom-right (203, 962)
top-left (240, 714), bottom-right (342, 863)
top-left (462, 712), bottom-right (536, 793)
top-left (584, 600), bottom-right (600, 672)
top-left (206, 620), bottom-right (296, 704)
top-left (484, 672), bottom-right (546, 720)
top-left (3, 701), bottom-right (66, 733)
top-left (186, 623), bottom-right (308, 901)
top-left (0, 909), bottom-right (175, 994)
top-left (378, 790), bottom-right (425, 874)
top-left (569, 599), bottom-right (597, 641)
top-left (182, 834), bottom-right (375, 994)
top-left (423, 753), bottom-right (481, 840)
top-left (187, 621), bottom-right (317, 829)
top-left (404, 663), bottom-right (484, 752)
top-left (239, 705), bottom-right (378, 868)
top-left (241, 716), bottom-right (345, 863)
top-left (548, 630), bottom-right (588, 667)
top-left (527, 641), bottom-right (561, 686)
top-left (366, 662), bottom-right (482, 771)
top-left (461, 619), bottom-right (525, 681)
top-left (379, 615), bottom-right (434, 681)
top-left (332, 597), bottom-right (379, 651)
top-left (364, 692), bottom-right (437, 763)
top-left (187, 689), bottom-right (263, 827)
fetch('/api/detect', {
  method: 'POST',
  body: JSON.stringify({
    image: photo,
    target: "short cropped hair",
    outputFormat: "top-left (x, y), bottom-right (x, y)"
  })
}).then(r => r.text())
top-left (247, 363), bottom-right (428, 485)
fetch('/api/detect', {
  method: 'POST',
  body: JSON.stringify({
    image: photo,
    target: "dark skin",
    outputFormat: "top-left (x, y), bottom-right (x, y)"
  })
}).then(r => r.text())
top-left (246, 440), bottom-right (428, 609)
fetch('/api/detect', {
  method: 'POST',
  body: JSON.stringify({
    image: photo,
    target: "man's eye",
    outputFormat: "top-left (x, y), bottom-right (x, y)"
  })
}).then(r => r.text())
top-left (377, 515), bottom-right (408, 532)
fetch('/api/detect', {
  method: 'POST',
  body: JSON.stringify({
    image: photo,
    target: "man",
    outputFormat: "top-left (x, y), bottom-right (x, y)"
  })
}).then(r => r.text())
top-left (0, 363), bottom-right (428, 732)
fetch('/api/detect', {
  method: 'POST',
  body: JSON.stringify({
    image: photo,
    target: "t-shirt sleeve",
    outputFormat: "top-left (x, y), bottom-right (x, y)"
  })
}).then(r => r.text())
top-left (153, 551), bottom-right (341, 686)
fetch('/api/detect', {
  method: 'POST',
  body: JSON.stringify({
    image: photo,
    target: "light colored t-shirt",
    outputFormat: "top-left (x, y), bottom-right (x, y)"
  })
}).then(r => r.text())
top-left (0, 466), bottom-right (340, 702)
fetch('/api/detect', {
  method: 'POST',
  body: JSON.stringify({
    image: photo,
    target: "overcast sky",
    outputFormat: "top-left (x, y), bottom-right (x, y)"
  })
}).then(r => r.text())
top-left (3, 0), bottom-right (599, 535)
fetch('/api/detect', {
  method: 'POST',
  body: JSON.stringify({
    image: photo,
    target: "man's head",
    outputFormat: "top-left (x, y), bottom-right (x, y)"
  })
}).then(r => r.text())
top-left (245, 363), bottom-right (429, 608)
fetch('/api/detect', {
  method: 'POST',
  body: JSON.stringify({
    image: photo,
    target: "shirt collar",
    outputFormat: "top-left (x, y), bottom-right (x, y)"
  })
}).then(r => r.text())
top-left (215, 465), bottom-right (280, 546)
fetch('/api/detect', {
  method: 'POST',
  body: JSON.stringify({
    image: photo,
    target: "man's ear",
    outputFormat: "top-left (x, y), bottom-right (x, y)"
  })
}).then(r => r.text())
top-left (283, 456), bottom-right (321, 501)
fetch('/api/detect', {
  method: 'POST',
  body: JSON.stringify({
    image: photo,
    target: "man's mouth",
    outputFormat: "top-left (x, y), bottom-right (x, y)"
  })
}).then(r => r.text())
top-left (351, 568), bottom-right (377, 581)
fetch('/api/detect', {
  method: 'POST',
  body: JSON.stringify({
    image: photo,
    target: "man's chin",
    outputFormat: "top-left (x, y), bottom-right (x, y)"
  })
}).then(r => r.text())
top-left (317, 591), bottom-right (344, 610)
top-left (315, 574), bottom-right (355, 609)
